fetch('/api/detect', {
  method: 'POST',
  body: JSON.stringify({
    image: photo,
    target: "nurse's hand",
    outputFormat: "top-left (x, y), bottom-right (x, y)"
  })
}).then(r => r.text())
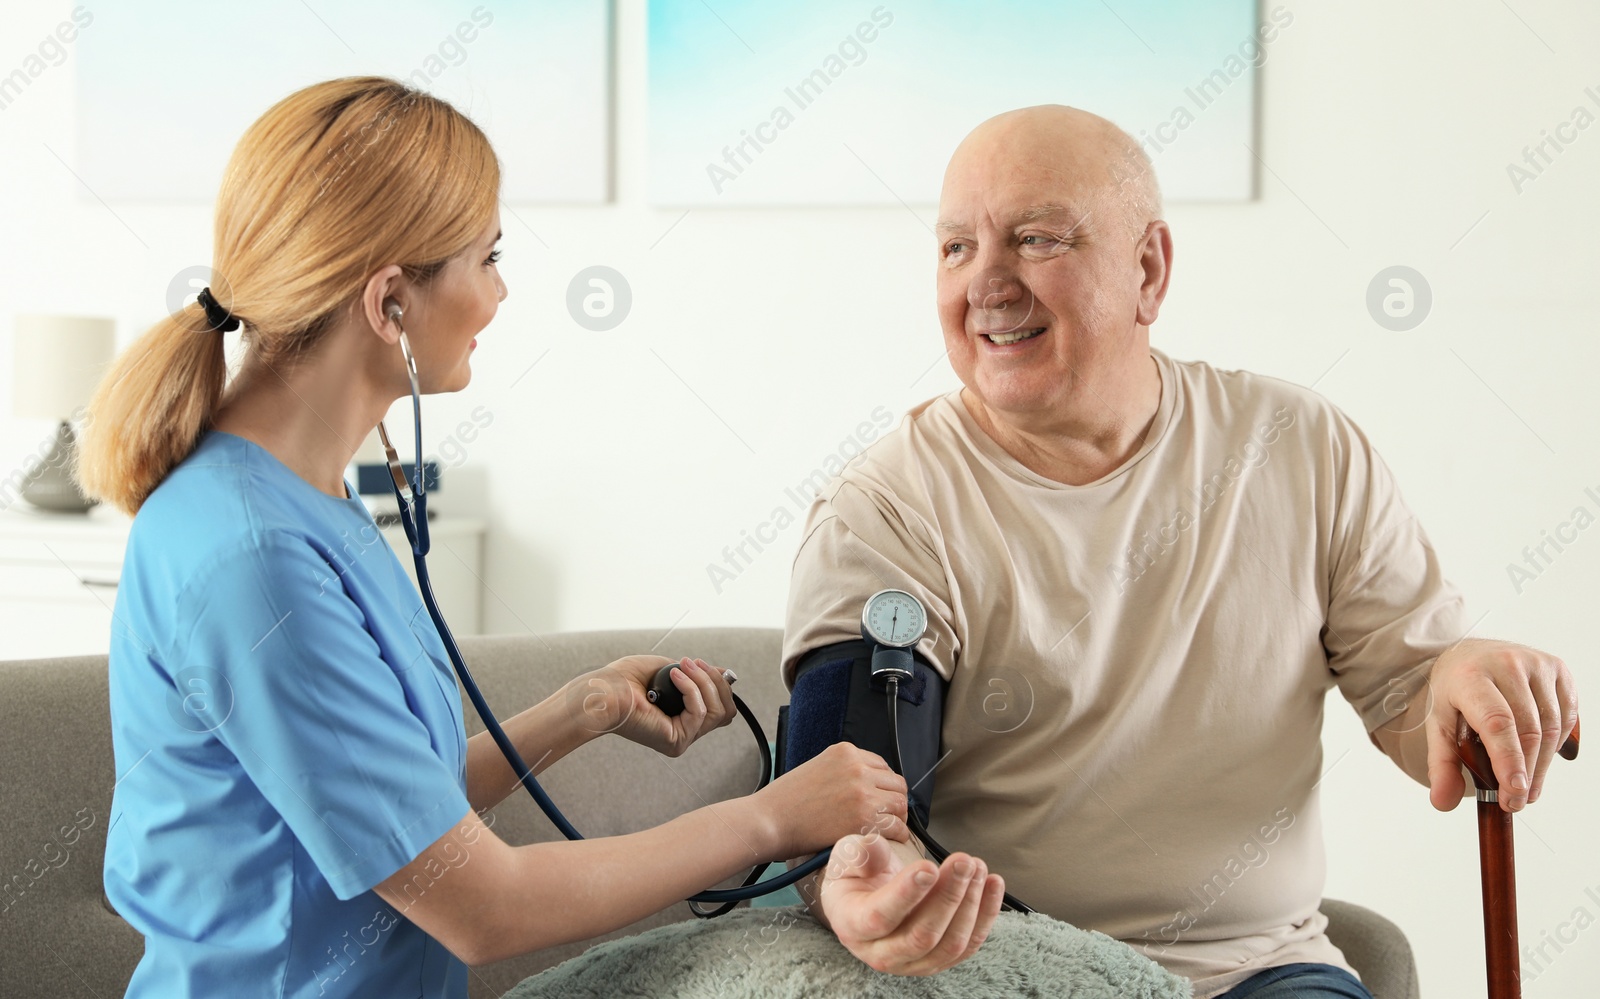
top-left (757, 742), bottom-right (909, 857)
top-left (566, 654), bottom-right (737, 758)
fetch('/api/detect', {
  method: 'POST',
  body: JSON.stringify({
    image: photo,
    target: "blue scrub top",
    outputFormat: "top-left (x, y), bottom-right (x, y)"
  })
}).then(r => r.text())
top-left (104, 430), bottom-right (473, 999)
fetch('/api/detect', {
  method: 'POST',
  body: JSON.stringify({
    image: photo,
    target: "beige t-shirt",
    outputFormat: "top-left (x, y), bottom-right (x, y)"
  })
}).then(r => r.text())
top-left (782, 349), bottom-right (1467, 998)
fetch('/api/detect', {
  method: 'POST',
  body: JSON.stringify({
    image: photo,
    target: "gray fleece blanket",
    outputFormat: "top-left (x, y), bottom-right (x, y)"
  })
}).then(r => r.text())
top-left (506, 906), bottom-right (1193, 998)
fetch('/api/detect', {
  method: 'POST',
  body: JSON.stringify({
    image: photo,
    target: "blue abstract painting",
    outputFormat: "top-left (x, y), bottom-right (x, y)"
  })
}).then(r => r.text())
top-left (649, 0), bottom-right (1279, 205)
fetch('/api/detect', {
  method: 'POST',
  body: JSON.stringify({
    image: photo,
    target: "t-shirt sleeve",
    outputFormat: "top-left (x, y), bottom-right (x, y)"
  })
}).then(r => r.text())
top-left (782, 480), bottom-right (959, 687)
top-left (172, 532), bottom-right (471, 899)
top-left (1321, 411), bottom-right (1470, 732)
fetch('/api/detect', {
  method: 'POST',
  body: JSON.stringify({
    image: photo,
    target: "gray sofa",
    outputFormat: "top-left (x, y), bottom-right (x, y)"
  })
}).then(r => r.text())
top-left (0, 628), bottom-right (1419, 998)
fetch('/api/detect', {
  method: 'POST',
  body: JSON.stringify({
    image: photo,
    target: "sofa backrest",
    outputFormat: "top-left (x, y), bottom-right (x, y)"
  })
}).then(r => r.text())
top-left (0, 627), bottom-right (789, 999)
top-left (1, 652), bottom-right (143, 999)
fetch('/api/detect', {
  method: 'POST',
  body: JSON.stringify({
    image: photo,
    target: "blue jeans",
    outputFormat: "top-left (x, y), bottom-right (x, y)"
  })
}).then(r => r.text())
top-left (1219, 963), bottom-right (1374, 999)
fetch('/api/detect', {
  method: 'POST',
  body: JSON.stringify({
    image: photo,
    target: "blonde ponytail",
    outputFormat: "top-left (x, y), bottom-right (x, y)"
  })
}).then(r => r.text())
top-left (77, 306), bottom-right (230, 516)
top-left (75, 76), bottom-right (499, 515)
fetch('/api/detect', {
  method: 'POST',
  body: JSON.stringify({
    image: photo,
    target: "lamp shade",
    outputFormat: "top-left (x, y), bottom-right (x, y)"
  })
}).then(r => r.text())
top-left (12, 314), bottom-right (115, 420)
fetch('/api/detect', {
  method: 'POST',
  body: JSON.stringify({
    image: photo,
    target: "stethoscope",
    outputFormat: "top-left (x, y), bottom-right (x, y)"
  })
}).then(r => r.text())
top-left (374, 300), bottom-right (829, 915)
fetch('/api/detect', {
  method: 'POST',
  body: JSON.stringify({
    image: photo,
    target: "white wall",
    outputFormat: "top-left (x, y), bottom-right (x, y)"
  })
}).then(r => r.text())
top-left (2, 0), bottom-right (1596, 994)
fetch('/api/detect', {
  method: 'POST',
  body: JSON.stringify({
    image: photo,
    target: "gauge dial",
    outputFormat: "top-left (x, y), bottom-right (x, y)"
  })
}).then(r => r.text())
top-left (861, 589), bottom-right (927, 648)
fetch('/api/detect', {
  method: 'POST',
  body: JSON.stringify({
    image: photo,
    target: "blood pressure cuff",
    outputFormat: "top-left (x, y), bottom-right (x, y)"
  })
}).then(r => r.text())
top-left (777, 639), bottom-right (945, 824)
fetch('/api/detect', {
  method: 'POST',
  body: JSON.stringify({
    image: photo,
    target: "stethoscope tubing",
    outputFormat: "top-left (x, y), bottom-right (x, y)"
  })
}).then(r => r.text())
top-left (381, 325), bottom-right (828, 908)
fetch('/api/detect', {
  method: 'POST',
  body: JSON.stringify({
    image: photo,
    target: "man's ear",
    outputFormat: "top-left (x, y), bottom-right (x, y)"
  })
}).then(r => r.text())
top-left (1135, 220), bottom-right (1173, 329)
top-left (360, 265), bottom-right (408, 345)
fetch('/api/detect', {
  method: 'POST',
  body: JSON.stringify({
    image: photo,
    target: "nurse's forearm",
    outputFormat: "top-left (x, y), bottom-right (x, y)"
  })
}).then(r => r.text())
top-left (494, 799), bottom-right (774, 958)
top-left (464, 689), bottom-right (592, 813)
top-left (380, 800), bottom-right (778, 965)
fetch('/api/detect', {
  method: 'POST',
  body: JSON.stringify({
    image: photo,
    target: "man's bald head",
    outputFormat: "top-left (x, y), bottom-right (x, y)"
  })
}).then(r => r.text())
top-left (942, 105), bottom-right (1162, 240)
top-left (933, 104), bottom-right (1174, 446)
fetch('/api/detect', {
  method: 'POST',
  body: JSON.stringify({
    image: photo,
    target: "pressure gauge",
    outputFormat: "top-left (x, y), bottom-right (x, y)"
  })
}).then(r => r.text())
top-left (861, 589), bottom-right (927, 650)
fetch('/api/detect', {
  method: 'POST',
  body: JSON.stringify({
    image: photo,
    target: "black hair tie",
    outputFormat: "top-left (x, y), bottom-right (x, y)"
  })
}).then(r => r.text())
top-left (196, 287), bottom-right (240, 333)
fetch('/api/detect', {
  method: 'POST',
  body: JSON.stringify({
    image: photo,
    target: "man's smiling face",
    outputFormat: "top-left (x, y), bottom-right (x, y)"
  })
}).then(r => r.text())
top-left (935, 108), bottom-right (1158, 421)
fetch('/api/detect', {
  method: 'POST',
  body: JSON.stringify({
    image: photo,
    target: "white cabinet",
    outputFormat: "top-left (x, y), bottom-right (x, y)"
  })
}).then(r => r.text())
top-left (0, 504), bottom-right (131, 661)
top-left (379, 517), bottom-right (486, 636)
top-left (0, 504), bottom-right (485, 662)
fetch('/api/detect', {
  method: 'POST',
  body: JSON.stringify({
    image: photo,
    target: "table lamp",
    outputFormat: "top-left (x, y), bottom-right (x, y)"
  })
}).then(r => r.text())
top-left (11, 314), bottom-right (116, 513)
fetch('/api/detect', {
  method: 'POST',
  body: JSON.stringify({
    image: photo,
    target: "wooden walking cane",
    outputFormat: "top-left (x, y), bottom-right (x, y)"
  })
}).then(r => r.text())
top-left (1457, 718), bottom-right (1580, 999)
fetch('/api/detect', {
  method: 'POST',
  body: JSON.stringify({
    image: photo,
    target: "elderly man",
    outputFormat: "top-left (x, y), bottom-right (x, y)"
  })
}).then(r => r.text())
top-left (782, 106), bottom-right (1578, 999)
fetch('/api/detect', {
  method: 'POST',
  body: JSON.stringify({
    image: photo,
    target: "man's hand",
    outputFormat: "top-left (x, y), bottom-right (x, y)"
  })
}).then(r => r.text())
top-left (818, 832), bottom-right (1004, 976)
top-left (1418, 638), bottom-right (1578, 812)
top-left (566, 655), bottom-right (737, 758)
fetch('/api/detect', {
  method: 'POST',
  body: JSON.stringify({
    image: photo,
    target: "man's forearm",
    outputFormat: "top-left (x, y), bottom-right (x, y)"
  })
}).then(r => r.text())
top-left (1370, 700), bottom-right (1433, 787)
top-left (1369, 659), bottom-right (1465, 793)
top-left (791, 832), bottom-right (930, 929)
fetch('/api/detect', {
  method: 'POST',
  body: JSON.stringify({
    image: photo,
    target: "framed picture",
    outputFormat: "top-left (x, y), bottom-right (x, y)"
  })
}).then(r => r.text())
top-left (76, 0), bottom-right (612, 203)
top-left (648, 0), bottom-right (1272, 206)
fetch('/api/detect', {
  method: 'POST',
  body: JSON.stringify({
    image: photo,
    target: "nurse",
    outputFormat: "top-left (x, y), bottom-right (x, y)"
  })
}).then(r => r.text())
top-left (76, 76), bottom-right (908, 998)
